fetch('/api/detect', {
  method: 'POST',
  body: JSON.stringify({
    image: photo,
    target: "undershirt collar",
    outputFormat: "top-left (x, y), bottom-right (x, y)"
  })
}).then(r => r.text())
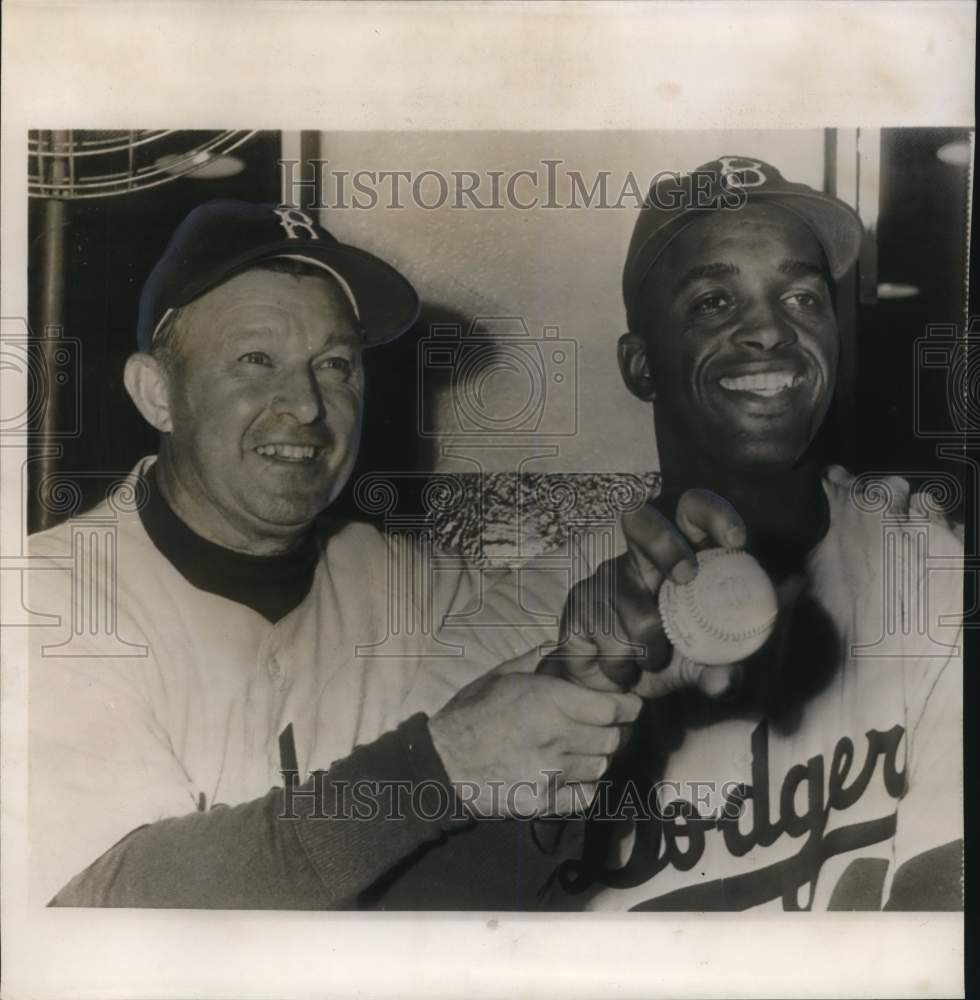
top-left (138, 464), bottom-right (320, 623)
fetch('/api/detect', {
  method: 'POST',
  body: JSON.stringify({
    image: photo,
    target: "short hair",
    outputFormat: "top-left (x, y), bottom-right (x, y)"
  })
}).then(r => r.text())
top-left (149, 307), bottom-right (186, 373)
top-left (148, 258), bottom-right (348, 371)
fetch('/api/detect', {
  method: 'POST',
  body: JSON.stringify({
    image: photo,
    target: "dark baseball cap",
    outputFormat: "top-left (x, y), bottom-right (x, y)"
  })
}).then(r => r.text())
top-left (137, 199), bottom-right (421, 351)
top-left (623, 156), bottom-right (864, 320)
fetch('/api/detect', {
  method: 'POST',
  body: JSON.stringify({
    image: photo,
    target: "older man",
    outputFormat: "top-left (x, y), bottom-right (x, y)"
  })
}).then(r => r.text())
top-left (27, 201), bottom-right (643, 908)
top-left (541, 157), bottom-right (964, 911)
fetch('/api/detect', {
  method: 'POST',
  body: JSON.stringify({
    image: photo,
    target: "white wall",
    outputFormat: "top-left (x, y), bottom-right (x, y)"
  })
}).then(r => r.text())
top-left (316, 130), bottom-right (826, 473)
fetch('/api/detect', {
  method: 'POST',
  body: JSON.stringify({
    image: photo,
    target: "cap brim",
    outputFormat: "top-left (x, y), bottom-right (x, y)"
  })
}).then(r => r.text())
top-left (756, 190), bottom-right (864, 281)
top-left (169, 238), bottom-right (420, 347)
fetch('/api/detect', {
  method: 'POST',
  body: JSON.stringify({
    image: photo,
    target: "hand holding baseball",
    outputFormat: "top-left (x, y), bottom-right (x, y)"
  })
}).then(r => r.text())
top-left (541, 488), bottom-right (766, 700)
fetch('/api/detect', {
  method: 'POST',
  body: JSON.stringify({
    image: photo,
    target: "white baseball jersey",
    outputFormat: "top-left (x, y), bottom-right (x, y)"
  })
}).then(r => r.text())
top-left (543, 465), bottom-right (964, 910)
top-left (26, 456), bottom-right (564, 905)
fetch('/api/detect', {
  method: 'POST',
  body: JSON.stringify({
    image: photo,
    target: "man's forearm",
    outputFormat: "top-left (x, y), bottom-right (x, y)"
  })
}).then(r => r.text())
top-left (51, 714), bottom-right (470, 909)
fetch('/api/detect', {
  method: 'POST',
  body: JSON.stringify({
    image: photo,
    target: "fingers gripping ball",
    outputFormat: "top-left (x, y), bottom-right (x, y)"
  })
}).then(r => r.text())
top-left (658, 548), bottom-right (777, 665)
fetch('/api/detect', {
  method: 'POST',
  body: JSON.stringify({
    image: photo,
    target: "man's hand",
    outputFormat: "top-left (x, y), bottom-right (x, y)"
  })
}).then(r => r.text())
top-left (428, 666), bottom-right (641, 819)
top-left (540, 488), bottom-right (747, 699)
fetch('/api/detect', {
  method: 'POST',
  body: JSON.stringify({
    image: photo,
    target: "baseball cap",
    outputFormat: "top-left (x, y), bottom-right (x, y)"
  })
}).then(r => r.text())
top-left (137, 200), bottom-right (420, 351)
top-left (622, 156), bottom-right (864, 319)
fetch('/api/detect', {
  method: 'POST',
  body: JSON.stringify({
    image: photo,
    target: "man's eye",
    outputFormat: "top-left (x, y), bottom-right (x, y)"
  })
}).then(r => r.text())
top-left (239, 351), bottom-right (272, 366)
top-left (691, 292), bottom-right (732, 315)
top-left (315, 356), bottom-right (353, 375)
top-left (784, 291), bottom-right (822, 310)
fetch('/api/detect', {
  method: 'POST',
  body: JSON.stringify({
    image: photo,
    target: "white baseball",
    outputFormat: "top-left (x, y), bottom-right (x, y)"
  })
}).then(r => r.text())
top-left (658, 548), bottom-right (778, 665)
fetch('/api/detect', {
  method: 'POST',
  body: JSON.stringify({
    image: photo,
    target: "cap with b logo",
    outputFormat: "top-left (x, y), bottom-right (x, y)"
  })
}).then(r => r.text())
top-left (622, 156), bottom-right (864, 321)
top-left (137, 200), bottom-right (420, 351)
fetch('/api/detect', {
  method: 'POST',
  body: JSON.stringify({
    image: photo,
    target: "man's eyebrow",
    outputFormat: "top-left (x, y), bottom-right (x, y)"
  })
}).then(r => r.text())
top-left (779, 259), bottom-right (826, 279)
top-left (674, 262), bottom-right (739, 296)
top-left (313, 331), bottom-right (361, 353)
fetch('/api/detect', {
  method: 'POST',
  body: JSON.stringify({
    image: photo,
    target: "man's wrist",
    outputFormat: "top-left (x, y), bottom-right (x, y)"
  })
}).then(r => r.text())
top-left (391, 713), bottom-right (474, 832)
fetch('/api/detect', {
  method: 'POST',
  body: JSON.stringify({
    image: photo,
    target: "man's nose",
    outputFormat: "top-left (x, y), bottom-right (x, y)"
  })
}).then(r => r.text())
top-left (271, 366), bottom-right (324, 424)
top-left (731, 301), bottom-right (797, 351)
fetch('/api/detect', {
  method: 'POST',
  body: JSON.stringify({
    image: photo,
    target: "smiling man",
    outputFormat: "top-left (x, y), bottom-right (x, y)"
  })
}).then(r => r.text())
top-left (136, 267), bottom-right (366, 553)
top-left (636, 203), bottom-right (837, 467)
top-left (27, 201), bottom-right (644, 908)
top-left (542, 157), bottom-right (965, 912)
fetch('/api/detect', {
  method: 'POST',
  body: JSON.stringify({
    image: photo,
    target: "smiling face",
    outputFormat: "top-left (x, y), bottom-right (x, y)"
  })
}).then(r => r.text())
top-left (154, 267), bottom-right (364, 553)
top-left (624, 203), bottom-right (840, 469)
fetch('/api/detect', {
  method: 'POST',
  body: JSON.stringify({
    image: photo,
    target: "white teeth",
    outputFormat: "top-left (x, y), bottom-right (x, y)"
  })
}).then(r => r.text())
top-left (255, 444), bottom-right (317, 460)
top-left (719, 372), bottom-right (802, 396)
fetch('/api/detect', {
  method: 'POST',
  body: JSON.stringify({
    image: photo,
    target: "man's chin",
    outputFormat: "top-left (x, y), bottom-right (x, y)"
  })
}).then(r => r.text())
top-left (712, 433), bottom-right (813, 471)
top-left (247, 489), bottom-right (337, 534)
top-left (702, 409), bottom-right (820, 470)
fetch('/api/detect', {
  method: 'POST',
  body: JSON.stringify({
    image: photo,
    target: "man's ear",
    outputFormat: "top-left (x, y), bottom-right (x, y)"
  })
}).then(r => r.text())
top-left (123, 353), bottom-right (174, 433)
top-left (617, 332), bottom-right (657, 402)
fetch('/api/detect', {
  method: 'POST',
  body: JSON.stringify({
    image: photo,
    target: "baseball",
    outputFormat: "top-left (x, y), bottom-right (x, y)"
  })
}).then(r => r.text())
top-left (658, 548), bottom-right (778, 665)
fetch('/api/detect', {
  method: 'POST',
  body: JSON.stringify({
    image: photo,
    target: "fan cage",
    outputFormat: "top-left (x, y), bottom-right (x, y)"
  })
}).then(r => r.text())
top-left (29, 130), bottom-right (258, 199)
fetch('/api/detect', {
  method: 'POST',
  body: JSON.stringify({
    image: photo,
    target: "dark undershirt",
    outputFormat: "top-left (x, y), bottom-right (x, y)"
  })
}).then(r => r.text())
top-left (138, 464), bottom-right (320, 623)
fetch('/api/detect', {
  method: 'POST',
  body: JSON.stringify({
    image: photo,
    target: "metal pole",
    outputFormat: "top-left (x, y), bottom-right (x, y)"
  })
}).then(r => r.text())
top-left (31, 130), bottom-right (69, 533)
top-left (826, 128), bottom-right (860, 472)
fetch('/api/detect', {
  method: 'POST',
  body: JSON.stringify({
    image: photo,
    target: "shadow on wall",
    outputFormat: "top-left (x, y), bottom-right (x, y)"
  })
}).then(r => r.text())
top-left (329, 301), bottom-right (472, 522)
top-left (332, 300), bottom-right (662, 565)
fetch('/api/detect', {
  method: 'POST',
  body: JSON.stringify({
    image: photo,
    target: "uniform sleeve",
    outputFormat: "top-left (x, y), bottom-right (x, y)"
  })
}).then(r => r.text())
top-left (50, 713), bottom-right (471, 909)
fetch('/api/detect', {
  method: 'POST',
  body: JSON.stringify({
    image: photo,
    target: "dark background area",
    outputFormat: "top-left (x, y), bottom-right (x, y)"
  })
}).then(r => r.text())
top-left (26, 128), bottom-right (973, 531)
top-left (853, 128), bottom-right (972, 517)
